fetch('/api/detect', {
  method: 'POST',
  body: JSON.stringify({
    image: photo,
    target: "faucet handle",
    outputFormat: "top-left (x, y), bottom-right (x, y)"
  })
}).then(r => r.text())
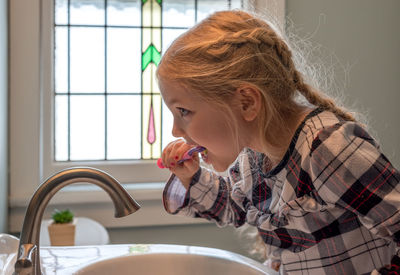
top-left (14, 244), bottom-right (36, 275)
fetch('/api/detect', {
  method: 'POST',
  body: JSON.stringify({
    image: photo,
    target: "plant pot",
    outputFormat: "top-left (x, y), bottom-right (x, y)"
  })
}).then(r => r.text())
top-left (47, 219), bottom-right (76, 246)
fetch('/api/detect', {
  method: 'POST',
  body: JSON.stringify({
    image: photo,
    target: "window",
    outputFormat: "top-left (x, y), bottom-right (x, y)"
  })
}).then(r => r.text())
top-left (9, 0), bottom-right (284, 231)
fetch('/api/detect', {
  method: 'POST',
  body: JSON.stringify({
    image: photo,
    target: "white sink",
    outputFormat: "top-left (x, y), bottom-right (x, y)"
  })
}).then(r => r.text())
top-left (74, 245), bottom-right (277, 275)
top-left (0, 234), bottom-right (19, 275)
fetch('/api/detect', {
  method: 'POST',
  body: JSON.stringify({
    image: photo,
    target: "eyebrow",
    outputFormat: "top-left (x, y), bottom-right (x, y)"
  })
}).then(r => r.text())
top-left (166, 97), bottom-right (181, 106)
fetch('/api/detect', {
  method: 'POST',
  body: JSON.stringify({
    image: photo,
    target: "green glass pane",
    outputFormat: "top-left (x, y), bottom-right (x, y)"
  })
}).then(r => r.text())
top-left (142, 44), bottom-right (161, 71)
top-left (152, 46), bottom-right (161, 66)
top-left (142, 0), bottom-right (161, 4)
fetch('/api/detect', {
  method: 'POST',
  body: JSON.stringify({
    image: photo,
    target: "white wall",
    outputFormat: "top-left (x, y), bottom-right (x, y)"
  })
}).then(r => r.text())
top-left (0, 0), bottom-right (8, 232)
top-left (286, 0), bottom-right (400, 168)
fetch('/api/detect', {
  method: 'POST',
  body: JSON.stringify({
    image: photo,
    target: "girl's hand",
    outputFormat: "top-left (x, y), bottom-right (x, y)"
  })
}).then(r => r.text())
top-left (161, 140), bottom-right (200, 189)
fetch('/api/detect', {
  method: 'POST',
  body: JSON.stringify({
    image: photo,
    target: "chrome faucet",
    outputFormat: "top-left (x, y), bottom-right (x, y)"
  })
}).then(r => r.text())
top-left (13, 167), bottom-right (141, 275)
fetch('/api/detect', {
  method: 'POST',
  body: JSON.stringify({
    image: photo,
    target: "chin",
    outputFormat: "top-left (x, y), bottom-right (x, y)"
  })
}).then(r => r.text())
top-left (211, 162), bottom-right (231, 173)
top-left (202, 153), bottom-right (233, 173)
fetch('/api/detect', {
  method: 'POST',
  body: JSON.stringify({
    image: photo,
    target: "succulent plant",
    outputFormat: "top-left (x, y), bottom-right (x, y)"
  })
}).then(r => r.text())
top-left (51, 209), bottom-right (74, 224)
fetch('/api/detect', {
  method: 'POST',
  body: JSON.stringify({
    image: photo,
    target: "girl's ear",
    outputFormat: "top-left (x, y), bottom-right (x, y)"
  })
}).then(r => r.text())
top-left (235, 85), bottom-right (262, 122)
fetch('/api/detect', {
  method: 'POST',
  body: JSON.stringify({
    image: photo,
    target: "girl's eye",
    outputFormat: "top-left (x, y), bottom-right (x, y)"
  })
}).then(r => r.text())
top-left (177, 107), bottom-right (190, 117)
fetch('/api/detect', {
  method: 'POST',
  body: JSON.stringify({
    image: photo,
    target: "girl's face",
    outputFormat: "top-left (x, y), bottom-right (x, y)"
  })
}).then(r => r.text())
top-left (159, 79), bottom-right (246, 172)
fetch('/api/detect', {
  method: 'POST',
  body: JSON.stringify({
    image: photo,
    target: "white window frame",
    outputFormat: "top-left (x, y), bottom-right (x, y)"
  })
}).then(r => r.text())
top-left (9, 0), bottom-right (285, 232)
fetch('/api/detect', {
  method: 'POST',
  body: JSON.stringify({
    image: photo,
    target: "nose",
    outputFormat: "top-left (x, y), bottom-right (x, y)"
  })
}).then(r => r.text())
top-left (172, 119), bottom-right (185, 138)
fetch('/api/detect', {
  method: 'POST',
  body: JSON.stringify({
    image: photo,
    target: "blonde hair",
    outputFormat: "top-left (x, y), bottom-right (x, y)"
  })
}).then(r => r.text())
top-left (157, 10), bottom-right (354, 160)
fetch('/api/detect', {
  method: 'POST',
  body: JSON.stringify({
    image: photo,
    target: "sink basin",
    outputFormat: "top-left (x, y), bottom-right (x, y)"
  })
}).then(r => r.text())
top-left (74, 245), bottom-right (277, 275)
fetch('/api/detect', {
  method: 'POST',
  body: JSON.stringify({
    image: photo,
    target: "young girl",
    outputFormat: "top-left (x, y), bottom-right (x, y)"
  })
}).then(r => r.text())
top-left (157, 10), bottom-right (400, 275)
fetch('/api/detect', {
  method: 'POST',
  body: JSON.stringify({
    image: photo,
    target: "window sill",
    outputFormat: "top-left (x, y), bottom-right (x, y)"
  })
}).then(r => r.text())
top-left (9, 182), bottom-right (207, 233)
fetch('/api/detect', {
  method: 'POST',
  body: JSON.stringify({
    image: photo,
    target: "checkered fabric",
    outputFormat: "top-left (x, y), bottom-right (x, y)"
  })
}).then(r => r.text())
top-left (163, 108), bottom-right (400, 274)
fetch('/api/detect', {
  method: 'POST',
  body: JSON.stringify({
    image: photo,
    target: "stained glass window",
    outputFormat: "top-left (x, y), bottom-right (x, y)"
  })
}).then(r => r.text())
top-left (54, 0), bottom-right (243, 161)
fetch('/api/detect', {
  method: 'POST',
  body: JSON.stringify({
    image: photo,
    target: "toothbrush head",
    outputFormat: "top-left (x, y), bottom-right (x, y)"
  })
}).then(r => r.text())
top-left (178, 146), bottom-right (207, 163)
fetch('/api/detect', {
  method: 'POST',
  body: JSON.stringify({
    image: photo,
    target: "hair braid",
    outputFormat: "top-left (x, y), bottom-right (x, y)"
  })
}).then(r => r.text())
top-left (227, 27), bottom-right (299, 90)
top-left (221, 28), bottom-right (275, 46)
top-left (235, 25), bottom-right (356, 122)
top-left (250, 26), bottom-right (356, 122)
top-left (293, 70), bottom-right (356, 121)
top-left (204, 28), bottom-right (273, 59)
top-left (210, 27), bottom-right (293, 69)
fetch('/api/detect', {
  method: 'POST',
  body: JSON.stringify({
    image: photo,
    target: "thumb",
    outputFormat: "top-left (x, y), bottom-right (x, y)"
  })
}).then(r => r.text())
top-left (183, 155), bottom-right (200, 173)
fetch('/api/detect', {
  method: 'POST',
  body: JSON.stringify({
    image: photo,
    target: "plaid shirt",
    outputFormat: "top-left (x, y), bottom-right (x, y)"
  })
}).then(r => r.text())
top-left (163, 108), bottom-right (400, 275)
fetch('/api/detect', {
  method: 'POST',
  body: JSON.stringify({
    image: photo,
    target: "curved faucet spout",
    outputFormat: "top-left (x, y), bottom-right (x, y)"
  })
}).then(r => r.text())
top-left (14, 167), bottom-right (140, 275)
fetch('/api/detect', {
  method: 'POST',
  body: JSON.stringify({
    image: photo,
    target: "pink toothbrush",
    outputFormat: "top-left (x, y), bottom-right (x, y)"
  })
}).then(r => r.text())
top-left (157, 146), bottom-right (207, 169)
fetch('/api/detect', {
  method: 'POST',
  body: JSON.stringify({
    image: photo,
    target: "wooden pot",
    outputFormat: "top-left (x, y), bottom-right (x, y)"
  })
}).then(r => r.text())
top-left (47, 219), bottom-right (76, 246)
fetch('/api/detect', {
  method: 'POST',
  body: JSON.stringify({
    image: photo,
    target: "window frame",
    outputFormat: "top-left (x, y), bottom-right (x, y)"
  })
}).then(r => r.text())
top-left (9, 0), bottom-right (285, 232)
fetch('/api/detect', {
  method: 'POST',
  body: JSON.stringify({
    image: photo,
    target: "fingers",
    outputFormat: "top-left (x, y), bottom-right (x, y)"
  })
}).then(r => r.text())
top-left (161, 140), bottom-right (192, 169)
top-left (171, 154), bottom-right (199, 174)
top-left (169, 157), bottom-right (200, 189)
top-left (161, 140), bottom-right (201, 189)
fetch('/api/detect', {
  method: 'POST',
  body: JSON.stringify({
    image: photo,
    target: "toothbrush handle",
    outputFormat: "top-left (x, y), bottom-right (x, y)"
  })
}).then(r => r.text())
top-left (157, 146), bottom-right (206, 169)
top-left (157, 158), bottom-right (166, 169)
top-left (156, 156), bottom-right (193, 169)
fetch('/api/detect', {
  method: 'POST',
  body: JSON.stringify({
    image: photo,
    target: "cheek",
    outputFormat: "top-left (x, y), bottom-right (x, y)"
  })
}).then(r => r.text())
top-left (201, 120), bottom-right (237, 150)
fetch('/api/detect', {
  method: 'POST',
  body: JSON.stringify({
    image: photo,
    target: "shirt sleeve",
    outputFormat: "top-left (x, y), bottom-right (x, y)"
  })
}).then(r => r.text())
top-left (162, 167), bottom-right (246, 227)
top-left (306, 121), bottom-right (400, 272)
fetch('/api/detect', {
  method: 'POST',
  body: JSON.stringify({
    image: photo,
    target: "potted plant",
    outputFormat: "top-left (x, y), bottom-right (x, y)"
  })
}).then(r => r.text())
top-left (47, 209), bottom-right (76, 246)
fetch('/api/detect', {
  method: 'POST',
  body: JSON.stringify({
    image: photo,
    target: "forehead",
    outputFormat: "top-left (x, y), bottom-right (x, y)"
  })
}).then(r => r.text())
top-left (159, 78), bottom-right (203, 106)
